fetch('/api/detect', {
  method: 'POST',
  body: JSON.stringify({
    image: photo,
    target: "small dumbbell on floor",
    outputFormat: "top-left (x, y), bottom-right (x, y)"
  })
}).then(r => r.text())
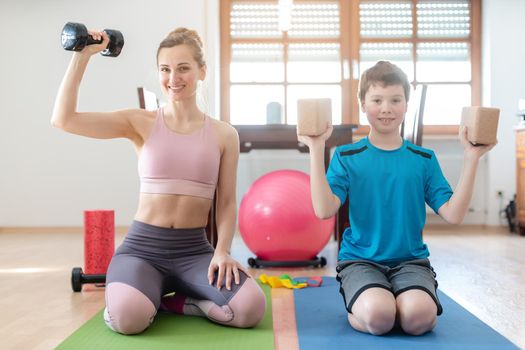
top-left (61, 22), bottom-right (124, 57)
top-left (71, 267), bottom-right (106, 292)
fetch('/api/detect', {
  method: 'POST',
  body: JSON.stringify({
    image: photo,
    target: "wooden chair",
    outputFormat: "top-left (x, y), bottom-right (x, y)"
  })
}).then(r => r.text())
top-left (137, 87), bottom-right (159, 110)
top-left (401, 84), bottom-right (427, 146)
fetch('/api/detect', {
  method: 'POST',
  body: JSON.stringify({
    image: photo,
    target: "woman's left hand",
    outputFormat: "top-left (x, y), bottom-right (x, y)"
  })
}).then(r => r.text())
top-left (208, 251), bottom-right (252, 291)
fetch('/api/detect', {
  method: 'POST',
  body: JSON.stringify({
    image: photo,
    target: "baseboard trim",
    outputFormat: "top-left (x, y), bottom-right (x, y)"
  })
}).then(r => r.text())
top-left (424, 223), bottom-right (508, 233)
top-left (0, 224), bottom-right (507, 235)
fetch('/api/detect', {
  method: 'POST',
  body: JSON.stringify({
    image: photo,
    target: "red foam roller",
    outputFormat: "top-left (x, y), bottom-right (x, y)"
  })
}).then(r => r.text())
top-left (84, 210), bottom-right (115, 274)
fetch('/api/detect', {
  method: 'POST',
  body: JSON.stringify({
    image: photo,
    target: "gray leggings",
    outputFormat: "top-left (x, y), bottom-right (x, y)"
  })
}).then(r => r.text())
top-left (106, 220), bottom-right (248, 309)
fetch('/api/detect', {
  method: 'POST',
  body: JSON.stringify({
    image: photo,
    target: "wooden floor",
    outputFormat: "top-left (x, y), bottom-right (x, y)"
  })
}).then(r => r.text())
top-left (0, 225), bottom-right (524, 350)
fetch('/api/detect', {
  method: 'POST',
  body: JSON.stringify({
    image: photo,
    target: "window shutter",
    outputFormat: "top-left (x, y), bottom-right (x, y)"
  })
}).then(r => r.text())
top-left (417, 0), bottom-right (470, 38)
top-left (359, 0), bottom-right (412, 38)
top-left (231, 2), bottom-right (281, 38)
top-left (288, 1), bottom-right (340, 38)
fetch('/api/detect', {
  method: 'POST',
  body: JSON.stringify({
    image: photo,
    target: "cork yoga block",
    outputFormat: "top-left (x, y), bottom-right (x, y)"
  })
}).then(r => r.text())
top-left (461, 106), bottom-right (500, 145)
top-left (297, 98), bottom-right (332, 136)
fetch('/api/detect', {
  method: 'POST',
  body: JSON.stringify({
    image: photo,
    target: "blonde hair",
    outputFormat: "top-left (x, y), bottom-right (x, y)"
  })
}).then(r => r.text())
top-left (358, 61), bottom-right (410, 103)
top-left (156, 27), bottom-right (206, 67)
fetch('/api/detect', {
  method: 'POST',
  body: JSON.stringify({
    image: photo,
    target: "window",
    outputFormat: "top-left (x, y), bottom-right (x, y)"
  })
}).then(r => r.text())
top-left (221, 0), bottom-right (344, 125)
top-left (358, 0), bottom-right (479, 127)
top-left (220, 0), bottom-right (481, 131)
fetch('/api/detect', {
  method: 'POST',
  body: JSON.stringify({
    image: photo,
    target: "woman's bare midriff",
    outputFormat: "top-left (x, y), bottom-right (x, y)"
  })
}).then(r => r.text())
top-left (134, 193), bottom-right (212, 228)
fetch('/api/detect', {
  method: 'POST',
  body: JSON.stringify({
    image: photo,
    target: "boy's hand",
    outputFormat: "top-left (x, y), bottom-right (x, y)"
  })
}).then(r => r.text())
top-left (297, 124), bottom-right (333, 150)
top-left (459, 126), bottom-right (496, 161)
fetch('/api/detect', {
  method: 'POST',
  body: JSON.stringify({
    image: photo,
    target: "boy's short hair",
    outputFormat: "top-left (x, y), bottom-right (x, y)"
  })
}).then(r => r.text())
top-left (358, 61), bottom-right (411, 103)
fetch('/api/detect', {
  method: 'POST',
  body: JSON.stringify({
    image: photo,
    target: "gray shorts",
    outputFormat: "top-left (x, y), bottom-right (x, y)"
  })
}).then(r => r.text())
top-left (336, 258), bottom-right (442, 315)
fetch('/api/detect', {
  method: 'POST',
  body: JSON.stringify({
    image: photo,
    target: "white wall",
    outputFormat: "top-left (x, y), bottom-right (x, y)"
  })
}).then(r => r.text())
top-left (0, 0), bottom-right (520, 227)
top-left (482, 0), bottom-right (525, 225)
top-left (424, 138), bottom-right (488, 225)
top-left (0, 0), bottom-right (209, 226)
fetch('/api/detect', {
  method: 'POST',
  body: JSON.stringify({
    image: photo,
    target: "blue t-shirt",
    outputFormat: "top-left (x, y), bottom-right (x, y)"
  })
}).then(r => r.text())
top-left (327, 137), bottom-right (453, 265)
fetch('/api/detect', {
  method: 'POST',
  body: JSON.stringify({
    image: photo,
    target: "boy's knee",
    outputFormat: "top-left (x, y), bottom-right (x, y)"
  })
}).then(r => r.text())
top-left (353, 306), bottom-right (396, 335)
top-left (349, 289), bottom-right (397, 335)
top-left (397, 290), bottom-right (437, 335)
top-left (398, 308), bottom-right (436, 335)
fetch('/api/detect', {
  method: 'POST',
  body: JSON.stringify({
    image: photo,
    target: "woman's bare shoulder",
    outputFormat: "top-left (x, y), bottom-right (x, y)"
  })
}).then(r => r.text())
top-left (209, 117), bottom-right (238, 138)
top-left (124, 108), bottom-right (158, 145)
top-left (128, 108), bottom-right (157, 119)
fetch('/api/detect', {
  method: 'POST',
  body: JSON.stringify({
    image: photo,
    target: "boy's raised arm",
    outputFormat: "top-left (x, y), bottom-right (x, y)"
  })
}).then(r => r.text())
top-left (298, 125), bottom-right (341, 219)
top-left (438, 126), bottom-right (496, 224)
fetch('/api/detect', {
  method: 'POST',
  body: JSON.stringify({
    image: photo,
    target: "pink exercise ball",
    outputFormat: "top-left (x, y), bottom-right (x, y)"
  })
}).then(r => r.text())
top-left (239, 170), bottom-right (335, 261)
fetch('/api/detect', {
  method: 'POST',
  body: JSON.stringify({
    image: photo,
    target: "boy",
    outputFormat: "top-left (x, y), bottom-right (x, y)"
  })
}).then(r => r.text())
top-left (298, 61), bottom-right (495, 336)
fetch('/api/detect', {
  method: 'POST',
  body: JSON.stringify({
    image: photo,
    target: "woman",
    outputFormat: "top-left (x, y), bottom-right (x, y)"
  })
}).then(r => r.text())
top-left (51, 27), bottom-right (266, 335)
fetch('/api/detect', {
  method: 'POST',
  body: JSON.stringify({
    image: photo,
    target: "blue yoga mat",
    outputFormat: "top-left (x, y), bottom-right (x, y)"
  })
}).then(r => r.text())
top-left (294, 277), bottom-right (519, 350)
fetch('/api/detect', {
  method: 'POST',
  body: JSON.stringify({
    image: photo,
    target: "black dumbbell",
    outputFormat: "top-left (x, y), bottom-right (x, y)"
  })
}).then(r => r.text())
top-left (71, 267), bottom-right (106, 292)
top-left (61, 22), bottom-right (124, 57)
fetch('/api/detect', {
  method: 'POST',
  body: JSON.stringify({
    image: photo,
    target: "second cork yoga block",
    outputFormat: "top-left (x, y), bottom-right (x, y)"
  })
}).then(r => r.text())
top-left (461, 106), bottom-right (500, 145)
top-left (297, 98), bottom-right (332, 136)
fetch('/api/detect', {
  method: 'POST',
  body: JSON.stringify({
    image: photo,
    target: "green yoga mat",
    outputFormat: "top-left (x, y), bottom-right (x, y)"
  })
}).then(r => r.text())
top-left (56, 283), bottom-right (273, 350)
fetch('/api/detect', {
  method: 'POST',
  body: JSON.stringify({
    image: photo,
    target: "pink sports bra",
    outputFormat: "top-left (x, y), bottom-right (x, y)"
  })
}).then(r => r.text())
top-left (138, 109), bottom-right (220, 199)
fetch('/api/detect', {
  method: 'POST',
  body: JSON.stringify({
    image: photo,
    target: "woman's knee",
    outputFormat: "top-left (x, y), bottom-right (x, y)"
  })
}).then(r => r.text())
top-left (104, 282), bottom-right (157, 335)
top-left (228, 277), bottom-right (266, 328)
